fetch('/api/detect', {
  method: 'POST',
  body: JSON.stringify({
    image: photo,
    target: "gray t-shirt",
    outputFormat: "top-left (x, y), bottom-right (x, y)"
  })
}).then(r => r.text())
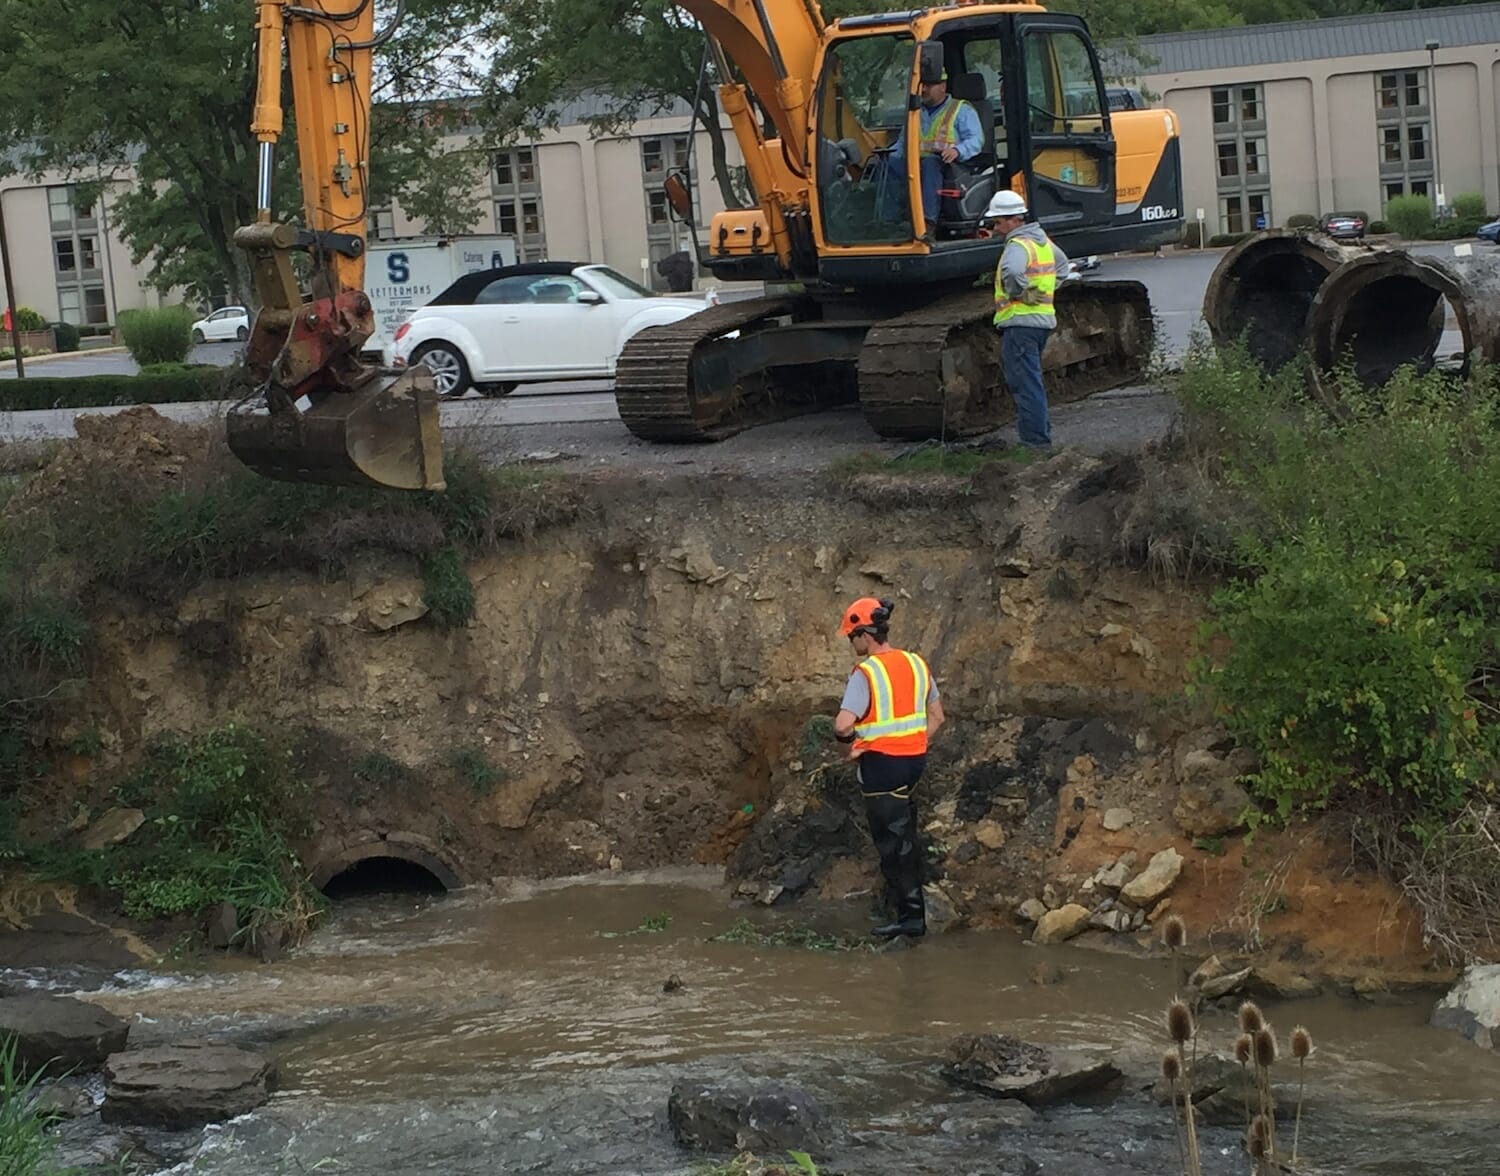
top-left (840, 656), bottom-right (940, 717)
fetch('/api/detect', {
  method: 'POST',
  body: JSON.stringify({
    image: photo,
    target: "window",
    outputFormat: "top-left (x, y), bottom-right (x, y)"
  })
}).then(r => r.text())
top-left (1212, 88), bottom-right (1232, 125)
top-left (475, 275), bottom-right (540, 305)
top-left (1212, 82), bottom-right (1269, 234)
top-left (521, 200), bottom-right (541, 235)
top-left (78, 236), bottom-right (97, 270)
top-left (1386, 181), bottom-right (1406, 202)
top-left (48, 187), bottom-right (72, 228)
top-left (495, 155), bottom-right (512, 185)
top-left (1381, 126), bottom-right (1403, 164)
top-left (642, 138), bottom-right (664, 174)
top-left (516, 148), bottom-right (536, 184)
top-left (1406, 123), bottom-right (1427, 161)
top-left (1411, 179), bottom-right (1429, 197)
top-left (648, 189), bottom-right (670, 224)
top-left (498, 204), bottom-right (517, 235)
top-left (1376, 69), bottom-right (1426, 111)
top-left (54, 239), bottom-right (76, 272)
top-left (492, 146), bottom-right (546, 261)
top-left (1217, 141), bottom-right (1239, 178)
top-left (83, 287), bottom-right (107, 324)
top-left (58, 288), bottom-right (82, 323)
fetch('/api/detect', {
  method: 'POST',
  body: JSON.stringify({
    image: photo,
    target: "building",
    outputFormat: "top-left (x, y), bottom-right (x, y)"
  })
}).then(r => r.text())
top-left (4, 3), bottom-right (1499, 325)
top-left (1132, 2), bottom-right (1500, 235)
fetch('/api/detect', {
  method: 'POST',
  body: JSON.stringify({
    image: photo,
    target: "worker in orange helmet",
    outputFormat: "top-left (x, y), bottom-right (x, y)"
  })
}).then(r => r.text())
top-left (833, 596), bottom-right (945, 939)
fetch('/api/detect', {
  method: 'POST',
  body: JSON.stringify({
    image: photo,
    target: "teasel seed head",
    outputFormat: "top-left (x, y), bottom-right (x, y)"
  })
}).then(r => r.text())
top-left (1161, 913), bottom-right (1187, 950)
top-left (1291, 1024), bottom-right (1313, 1061)
top-left (1162, 1051), bottom-right (1181, 1082)
top-left (1255, 1025), bottom-right (1279, 1068)
top-left (1247, 1114), bottom-right (1272, 1158)
top-left (1167, 998), bottom-right (1195, 1045)
top-left (1234, 1032), bottom-right (1254, 1065)
top-left (1238, 1000), bottom-right (1265, 1035)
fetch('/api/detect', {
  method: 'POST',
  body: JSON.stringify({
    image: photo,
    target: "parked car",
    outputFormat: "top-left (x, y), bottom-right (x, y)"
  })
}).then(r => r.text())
top-left (391, 262), bottom-right (715, 398)
top-left (1478, 219), bottom-right (1500, 243)
top-left (190, 305), bottom-right (249, 343)
top-left (1320, 212), bottom-right (1367, 240)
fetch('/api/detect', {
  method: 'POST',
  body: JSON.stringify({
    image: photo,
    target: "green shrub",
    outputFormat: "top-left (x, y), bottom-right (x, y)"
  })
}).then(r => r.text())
top-left (1207, 232), bottom-right (1250, 247)
top-left (447, 744), bottom-right (505, 795)
top-left (420, 545), bottom-right (475, 628)
top-left (1421, 216), bottom-right (1487, 241)
top-left (1452, 191), bottom-right (1488, 220)
top-left (0, 369), bottom-right (225, 411)
top-left (1369, 219), bottom-right (1391, 235)
top-left (1383, 194), bottom-right (1433, 239)
top-left (11, 307), bottom-right (45, 332)
top-left (50, 321), bottom-right (80, 353)
top-left (0, 1036), bottom-right (66, 1171)
top-left (118, 305), bottom-right (195, 367)
top-left (1285, 213), bottom-right (1317, 229)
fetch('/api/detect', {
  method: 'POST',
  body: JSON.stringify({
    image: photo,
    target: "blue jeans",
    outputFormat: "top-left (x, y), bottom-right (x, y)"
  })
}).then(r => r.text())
top-left (875, 155), bottom-right (944, 225)
top-left (1000, 325), bottom-right (1053, 446)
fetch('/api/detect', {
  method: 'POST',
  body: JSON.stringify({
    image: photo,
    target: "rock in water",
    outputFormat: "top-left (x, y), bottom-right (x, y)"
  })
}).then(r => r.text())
top-left (0, 994), bottom-right (129, 1078)
top-left (666, 1081), bottom-right (825, 1153)
top-left (941, 1033), bottom-right (1122, 1105)
top-left (1032, 903), bottom-right (1090, 944)
top-left (102, 1044), bottom-right (277, 1128)
top-left (1431, 964), bottom-right (1500, 1049)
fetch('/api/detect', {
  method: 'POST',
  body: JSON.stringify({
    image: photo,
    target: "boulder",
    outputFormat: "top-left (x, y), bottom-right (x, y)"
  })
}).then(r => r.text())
top-left (205, 902), bottom-right (239, 950)
top-left (1245, 965), bottom-right (1322, 1001)
top-left (1028, 962), bottom-right (1065, 987)
top-left (0, 994), bottom-right (129, 1078)
top-left (1016, 898), bottom-right (1048, 924)
top-left (1173, 771), bottom-right (1252, 838)
top-left (1092, 853), bottom-right (1137, 893)
top-left (1032, 904), bottom-right (1090, 945)
top-left (974, 820), bottom-right (1007, 850)
top-left (1087, 908), bottom-right (1132, 934)
top-left (1120, 847), bottom-right (1184, 907)
top-left (1431, 964), bottom-right (1500, 1049)
top-left (942, 1033), bottom-right (1121, 1106)
top-left (78, 807), bottom-right (145, 851)
top-left (666, 1081), bottom-right (825, 1153)
top-left (102, 1044), bottom-right (277, 1128)
top-left (938, 1100), bottom-right (1039, 1138)
top-left (1197, 967), bottom-right (1254, 1001)
top-left (1148, 1053), bottom-right (1292, 1124)
top-left (1101, 807), bottom-right (1134, 832)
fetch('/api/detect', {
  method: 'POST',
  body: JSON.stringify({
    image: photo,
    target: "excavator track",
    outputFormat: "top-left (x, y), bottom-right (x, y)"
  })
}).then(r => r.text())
top-left (856, 280), bottom-right (1156, 440)
top-left (615, 295), bottom-right (856, 442)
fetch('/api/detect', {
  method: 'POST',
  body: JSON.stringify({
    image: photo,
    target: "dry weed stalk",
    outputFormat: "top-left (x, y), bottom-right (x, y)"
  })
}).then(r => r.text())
top-left (1290, 1025), bottom-right (1313, 1164)
top-left (1165, 997), bottom-right (1203, 1176)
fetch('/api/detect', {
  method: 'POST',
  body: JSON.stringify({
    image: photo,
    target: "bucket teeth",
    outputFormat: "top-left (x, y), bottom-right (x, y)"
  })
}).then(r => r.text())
top-left (226, 367), bottom-right (445, 491)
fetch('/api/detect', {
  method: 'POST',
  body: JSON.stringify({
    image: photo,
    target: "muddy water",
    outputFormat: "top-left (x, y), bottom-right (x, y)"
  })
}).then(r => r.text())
top-left (32, 870), bottom-right (1500, 1175)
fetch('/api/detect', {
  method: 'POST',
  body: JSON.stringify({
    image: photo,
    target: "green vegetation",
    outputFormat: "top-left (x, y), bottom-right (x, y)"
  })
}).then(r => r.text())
top-left (446, 744), bottom-right (506, 796)
top-left (10, 307), bottom-right (46, 332)
top-left (51, 321), bottom-right (80, 354)
top-left (601, 912), bottom-right (673, 938)
top-left (421, 546), bottom-right (477, 628)
top-left (699, 1153), bottom-right (819, 1176)
top-left (118, 306), bottom-right (196, 367)
top-left (0, 369), bottom-right (226, 412)
top-left (711, 917), bottom-right (877, 953)
top-left (24, 724), bottom-right (321, 941)
top-left (831, 442), bottom-right (1034, 482)
top-left (1383, 194), bottom-right (1432, 239)
top-left (0, 1036), bottom-right (72, 1176)
top-left (1176, 343), bottom-right (1500, 957)
top-left (1452, 191), bottom-right (1489, 221)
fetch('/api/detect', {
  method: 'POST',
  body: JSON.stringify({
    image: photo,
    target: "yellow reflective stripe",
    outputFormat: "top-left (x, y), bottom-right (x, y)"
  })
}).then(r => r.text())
top-left (994, 237), bottom-right (1059, 324)
top-left (920, 99), bottom-right (964, 150)
top-left (855, 652), bottom-right (929, 740)
top-left (855, 656), bottom-right (895, 737)
top-left (859, 715), bottom-right (929, 737)
top-left (902, 651), bottom-right (929, 720)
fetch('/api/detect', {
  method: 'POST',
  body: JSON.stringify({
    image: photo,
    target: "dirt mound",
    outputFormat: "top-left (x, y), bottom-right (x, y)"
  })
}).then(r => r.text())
top-left (5, 406), bottom-right (213, 517)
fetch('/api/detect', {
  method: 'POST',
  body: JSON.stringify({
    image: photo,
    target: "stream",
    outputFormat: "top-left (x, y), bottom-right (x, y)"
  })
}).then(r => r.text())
top-left (15, 868), bottom-right (1500, 1175)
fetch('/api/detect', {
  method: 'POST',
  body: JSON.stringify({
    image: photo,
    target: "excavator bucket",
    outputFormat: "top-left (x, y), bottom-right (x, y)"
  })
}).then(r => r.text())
top-left (226, 366), bottom-right (446, 491)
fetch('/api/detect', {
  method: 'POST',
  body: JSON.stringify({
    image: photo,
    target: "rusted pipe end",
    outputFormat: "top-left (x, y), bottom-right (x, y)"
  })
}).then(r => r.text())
top-left (1306, 251), bottom-right (1500, 407)
top-left (1202, 230), bottom-right (1375, 370)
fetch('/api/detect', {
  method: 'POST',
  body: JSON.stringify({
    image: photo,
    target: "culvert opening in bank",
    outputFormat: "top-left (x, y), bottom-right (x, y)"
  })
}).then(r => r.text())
top-left (321, 856), bottom-right (450, 900)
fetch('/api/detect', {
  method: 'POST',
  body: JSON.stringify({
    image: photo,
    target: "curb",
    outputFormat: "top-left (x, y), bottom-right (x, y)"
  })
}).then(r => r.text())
top-left (0, 345), bottom-right (130, 372)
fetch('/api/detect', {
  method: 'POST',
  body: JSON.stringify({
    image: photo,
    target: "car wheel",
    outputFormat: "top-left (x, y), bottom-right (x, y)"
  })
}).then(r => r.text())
top-left (478, 382), bottom-right (518, 398)
top-left (411, 342), bottom-right (471, 398)
top-left (192, 329), bottom-right (205, 344)
top-left (236, 326), bottom-right (248, 342)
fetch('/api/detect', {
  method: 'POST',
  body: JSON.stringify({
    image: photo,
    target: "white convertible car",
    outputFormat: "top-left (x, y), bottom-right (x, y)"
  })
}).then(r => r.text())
top-left (390, 262), bottom-right (716, 398)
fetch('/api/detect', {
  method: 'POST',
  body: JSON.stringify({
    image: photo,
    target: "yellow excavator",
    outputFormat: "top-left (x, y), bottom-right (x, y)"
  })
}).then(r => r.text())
top-left (227, 0), bottom-right (1180, 487)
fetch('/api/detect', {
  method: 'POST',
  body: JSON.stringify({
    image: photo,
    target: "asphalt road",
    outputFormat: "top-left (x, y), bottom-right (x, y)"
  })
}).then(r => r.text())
top-left (1, 240), bottom-right (1490, 460)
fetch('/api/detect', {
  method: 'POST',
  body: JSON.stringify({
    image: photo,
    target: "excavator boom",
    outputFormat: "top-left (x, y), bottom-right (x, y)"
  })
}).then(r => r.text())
top-left (226, 0), bottom-right (444, 492)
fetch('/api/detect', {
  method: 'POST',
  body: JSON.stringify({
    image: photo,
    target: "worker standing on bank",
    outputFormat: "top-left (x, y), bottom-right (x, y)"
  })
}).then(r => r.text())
top-left (986, 190), bottom-right (1069, 448)
top-left (833, 597), bottom-right (945, 940)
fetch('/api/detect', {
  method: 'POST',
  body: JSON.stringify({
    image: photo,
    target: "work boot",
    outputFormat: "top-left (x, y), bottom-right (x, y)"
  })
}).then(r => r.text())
top-left (872, 886), bottom-right (926, 939)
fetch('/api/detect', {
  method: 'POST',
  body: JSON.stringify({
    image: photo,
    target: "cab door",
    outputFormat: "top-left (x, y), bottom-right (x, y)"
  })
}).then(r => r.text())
top-left (1013, 16), bottom-right (1117, 234)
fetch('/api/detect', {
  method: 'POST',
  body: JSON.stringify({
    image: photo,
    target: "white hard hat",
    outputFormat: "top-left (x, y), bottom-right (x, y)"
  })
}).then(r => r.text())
top-left (985, 190), bottom-right (1028, 218)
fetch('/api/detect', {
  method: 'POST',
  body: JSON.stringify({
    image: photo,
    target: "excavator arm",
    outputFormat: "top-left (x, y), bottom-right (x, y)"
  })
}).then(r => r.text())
top-left (227, 0), bottom-right (444, 491)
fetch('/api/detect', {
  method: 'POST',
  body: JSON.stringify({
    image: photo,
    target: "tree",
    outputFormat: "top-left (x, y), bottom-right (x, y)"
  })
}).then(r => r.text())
top-left (0, 0), bottom-right (493, 307)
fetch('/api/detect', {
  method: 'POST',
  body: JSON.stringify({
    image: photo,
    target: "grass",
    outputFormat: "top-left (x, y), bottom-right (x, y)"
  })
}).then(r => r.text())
top-left (0, 1036), bottom-right (71, 1176)
top-left (600, 912), bottom-right (673, 938)
top-left (699, 1154), bottom-right (819, 1176)
top-left (446, 745), bottom-right (506, 796)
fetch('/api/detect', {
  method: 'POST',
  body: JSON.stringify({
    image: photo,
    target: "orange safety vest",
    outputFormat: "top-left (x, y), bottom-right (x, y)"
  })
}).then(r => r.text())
top-left (852, 649), bottom-right (932, 757)
top-left (919, 98), bottom-right (969, 155)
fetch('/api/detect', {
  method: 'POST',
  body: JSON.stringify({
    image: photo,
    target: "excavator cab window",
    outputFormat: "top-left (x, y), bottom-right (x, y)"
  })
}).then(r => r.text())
top-left (815, 33), bottom-right (918, 246)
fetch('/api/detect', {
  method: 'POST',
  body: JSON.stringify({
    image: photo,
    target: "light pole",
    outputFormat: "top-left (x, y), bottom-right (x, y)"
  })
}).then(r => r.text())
top-left (1426, 38), bottom-right (1443, 214)
top-left (0, 188), bottom-right (24, 378)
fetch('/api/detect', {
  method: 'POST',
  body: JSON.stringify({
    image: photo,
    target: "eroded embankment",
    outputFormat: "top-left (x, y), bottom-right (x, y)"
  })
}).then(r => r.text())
top-left (0, 410), bottom-right (1449, 986)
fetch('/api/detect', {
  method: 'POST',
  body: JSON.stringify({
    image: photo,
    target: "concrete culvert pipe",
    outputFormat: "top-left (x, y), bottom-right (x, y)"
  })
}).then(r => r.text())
top-left (1307, 250), bottom-right (1500, 407)
top-left (1202, 230), bottom-right (1374, 370)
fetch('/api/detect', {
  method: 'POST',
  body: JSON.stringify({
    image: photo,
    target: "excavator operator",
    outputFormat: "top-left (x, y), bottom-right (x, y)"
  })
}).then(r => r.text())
top-left (876, 64), bottom-right (982, 227)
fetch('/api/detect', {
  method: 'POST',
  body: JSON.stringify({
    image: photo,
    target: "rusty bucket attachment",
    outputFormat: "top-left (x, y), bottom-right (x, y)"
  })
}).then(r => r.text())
top-left (226, 365), bottom-right (446, 491)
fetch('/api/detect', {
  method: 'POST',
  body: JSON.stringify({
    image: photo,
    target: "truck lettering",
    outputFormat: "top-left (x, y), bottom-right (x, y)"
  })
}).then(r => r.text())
top-left (386, 252), bottom-right (410, 283)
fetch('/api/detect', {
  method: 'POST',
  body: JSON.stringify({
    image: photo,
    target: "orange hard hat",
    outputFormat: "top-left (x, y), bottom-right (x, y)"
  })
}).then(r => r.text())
top-left (841, 596), bottom-right (893, 637)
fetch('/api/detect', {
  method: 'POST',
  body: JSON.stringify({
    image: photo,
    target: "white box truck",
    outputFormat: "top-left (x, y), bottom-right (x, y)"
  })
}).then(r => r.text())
top-left (365, 235), bottom-right (518, 363)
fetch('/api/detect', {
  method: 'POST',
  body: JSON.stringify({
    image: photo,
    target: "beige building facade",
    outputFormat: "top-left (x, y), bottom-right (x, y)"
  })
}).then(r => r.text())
top-left (5, 3), bottom-right (1499, 323)
top-left (1134, 2), bottom-right (1500, 236)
